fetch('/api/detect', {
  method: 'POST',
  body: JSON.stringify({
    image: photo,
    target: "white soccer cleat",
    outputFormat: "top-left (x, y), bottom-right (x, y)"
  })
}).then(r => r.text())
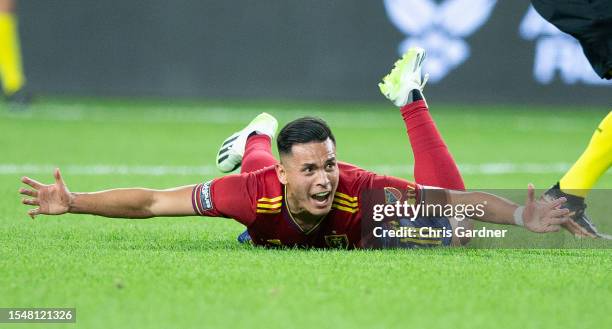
top-left (216, 112), bottom-right (278, 173)
top-left (379, 47), bottom-right (429, 107)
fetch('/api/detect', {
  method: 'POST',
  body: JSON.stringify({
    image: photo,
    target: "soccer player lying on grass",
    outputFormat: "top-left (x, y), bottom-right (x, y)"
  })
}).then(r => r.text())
top-left (18, 48), bottom-right (581, 248)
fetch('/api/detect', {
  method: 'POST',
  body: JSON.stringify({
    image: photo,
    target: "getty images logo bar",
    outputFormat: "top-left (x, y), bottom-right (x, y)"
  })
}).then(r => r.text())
top-left (383, 0), bottom-right (612, 86)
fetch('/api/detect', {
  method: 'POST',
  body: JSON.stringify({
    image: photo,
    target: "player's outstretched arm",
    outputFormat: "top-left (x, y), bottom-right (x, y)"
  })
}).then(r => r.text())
top-left (19, 168), bottom-right (196, 219)
top-left (442, 184), bottom-right (571, 233)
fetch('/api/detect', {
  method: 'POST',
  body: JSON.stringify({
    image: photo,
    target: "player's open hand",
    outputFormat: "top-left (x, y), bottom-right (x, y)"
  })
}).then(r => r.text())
top-left (19, 168), bottom-right (72, 219)
top-left (535, 191), bottom-right (597, 238)
top-left (522, 184), bottom-right (570, 233)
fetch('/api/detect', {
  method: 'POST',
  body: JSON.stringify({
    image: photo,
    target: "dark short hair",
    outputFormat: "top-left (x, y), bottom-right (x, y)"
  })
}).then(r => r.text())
top-left (277, 117), bottom-right (336, 155)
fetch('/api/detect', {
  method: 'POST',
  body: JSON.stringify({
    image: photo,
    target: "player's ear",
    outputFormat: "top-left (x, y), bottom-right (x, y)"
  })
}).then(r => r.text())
top-left (275, 163), bottom-right (288, 185)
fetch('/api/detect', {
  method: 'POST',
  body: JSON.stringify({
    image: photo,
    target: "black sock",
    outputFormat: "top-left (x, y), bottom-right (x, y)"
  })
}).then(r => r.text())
top-left (408, 89), bottom-right (425, 103)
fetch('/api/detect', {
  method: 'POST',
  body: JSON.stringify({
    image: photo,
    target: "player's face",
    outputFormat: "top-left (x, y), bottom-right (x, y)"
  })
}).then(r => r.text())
top-left (277, 138), bottom-right (339, 218)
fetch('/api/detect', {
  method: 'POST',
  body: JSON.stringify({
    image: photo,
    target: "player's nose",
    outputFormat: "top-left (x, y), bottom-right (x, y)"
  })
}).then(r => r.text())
top-left (316, 170), bottom-right (331, 188)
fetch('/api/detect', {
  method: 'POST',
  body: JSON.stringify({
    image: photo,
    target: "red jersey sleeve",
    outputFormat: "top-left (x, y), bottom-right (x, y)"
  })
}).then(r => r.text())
top-left (191, 173), bottom-right (258, 226)
top-left (336, 162), bottom-right (423, 206)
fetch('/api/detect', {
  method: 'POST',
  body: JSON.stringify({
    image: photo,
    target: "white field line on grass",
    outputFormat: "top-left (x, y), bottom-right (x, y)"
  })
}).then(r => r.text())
top-left (1, 162), bottom-right (606, 176)
top-left (0, 104), bottom-right (399, 128)
top-left (1, 104), bottom-right (591, 132)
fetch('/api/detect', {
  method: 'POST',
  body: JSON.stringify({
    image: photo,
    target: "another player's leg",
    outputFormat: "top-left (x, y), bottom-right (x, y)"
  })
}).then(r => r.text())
top-left (379, 47), bottom-right (470, 246)
top-left (0, 0), bottom-right (28, 104)
top-left (216, 112), bottom-right (278, 173)
top-left (559, 111), bottom-right (612, 197)
top-left (544, 111), bottom-right (612, 238)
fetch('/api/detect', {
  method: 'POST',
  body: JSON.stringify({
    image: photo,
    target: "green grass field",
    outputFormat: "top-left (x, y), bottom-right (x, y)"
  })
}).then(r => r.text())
top-left (0, 98), bottom-right (610, 329)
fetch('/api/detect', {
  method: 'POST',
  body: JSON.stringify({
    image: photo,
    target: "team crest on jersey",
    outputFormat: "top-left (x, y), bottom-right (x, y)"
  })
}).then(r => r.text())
top-left (384, 187), bottom-right (402, 204)
top-left (325, 234), bottom-right (349, 249)
top-left (200, 181), bottom-right (213, 210)
top-left (405, 183), bottom-right (418, 203)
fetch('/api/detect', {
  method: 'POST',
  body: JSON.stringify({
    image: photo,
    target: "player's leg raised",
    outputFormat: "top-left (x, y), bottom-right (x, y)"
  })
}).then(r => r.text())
top-left (379, 47), bottom-right (465, 191)
top-left (216, 112), bottom-right (278, 173)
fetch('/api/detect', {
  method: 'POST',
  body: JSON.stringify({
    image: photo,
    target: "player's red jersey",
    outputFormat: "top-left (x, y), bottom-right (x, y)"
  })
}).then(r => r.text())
top-left (191, 162), bottom-right (421, 249)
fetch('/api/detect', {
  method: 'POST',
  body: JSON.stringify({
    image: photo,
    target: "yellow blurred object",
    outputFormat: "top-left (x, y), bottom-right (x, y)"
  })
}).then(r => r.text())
top-left (0, 12), bottom-right (25, 96)
top-left (560, 111), bottom-right (612, 197)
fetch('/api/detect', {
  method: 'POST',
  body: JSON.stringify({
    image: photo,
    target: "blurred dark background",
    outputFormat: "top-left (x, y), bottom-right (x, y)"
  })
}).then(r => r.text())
top-left (15, 0), bottom-right (612, 105)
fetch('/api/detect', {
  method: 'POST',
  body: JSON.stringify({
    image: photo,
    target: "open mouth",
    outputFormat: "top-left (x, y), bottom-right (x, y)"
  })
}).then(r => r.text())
top-left (310, 191), bottom-right (331, 206)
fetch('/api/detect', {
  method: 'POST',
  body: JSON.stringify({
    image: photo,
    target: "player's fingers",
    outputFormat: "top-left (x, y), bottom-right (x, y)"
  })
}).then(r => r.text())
top-left (546, 215), bottom-right (569, 226)
top-left (526, 183), bottom-right (535, 204)
top-left (19, 188), bottom-right (38, 197)
top-left (571, 228), bottom-right (589, 237)
top-left (563, 220), bottom-right (582, 233)
top-left (578, 227), bottom-right (597, 238)
top-left (21, 176), bottom-right (42, 189)
top-left (22, 198), bottom-right (39, 206)
top-left (27, 208), bottom-right (40, 219)
top-left (548, 208), bottom-right (570, 219)
top-left (545, 225), bottom-right (561, 233)
top-left (564, 220), bottom-right (591, 237)
top-left (54, 168), bottom-right (65, 186)
top-left (548, 197), bottom-right (567, 209)
top-left (566, 220), bottom-right (597, 238)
